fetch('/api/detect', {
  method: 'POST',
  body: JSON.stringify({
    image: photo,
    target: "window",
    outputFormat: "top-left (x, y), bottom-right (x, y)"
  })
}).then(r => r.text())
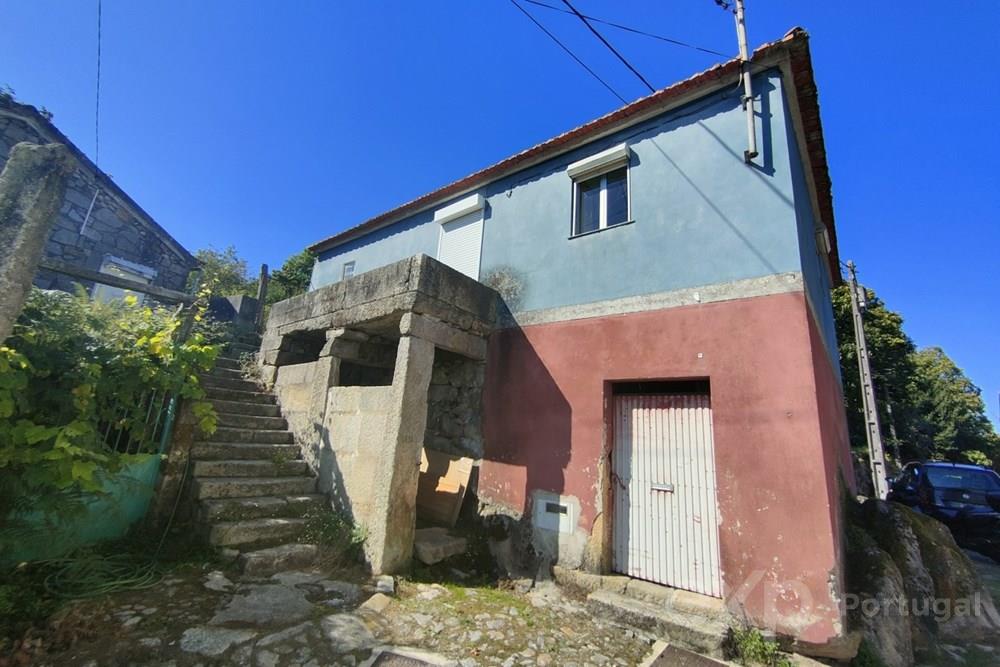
top-left (342, 261), bottom-right (355, 280)
top-left (92, 255), bottom-right (156, 305)
top-left (567, 143), bottom-right (631, 237)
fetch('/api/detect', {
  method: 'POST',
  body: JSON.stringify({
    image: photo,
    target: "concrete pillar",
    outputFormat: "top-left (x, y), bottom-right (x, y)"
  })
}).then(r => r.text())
top-left (366, 333), bottom-right (435, 574)
top-left (0, 142), bottom-right (74, 342)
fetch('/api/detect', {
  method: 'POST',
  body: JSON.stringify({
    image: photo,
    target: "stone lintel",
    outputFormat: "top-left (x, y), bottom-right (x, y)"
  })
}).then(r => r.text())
top-left (399, 312), bottom-right (486, 361)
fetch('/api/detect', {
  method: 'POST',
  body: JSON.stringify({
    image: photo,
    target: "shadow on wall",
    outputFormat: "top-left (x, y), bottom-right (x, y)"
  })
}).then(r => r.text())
top-left (480, 324), bottom-right (574, 575)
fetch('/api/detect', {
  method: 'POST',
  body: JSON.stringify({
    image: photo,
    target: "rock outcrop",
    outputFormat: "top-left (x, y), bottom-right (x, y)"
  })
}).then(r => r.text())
top-left (846, 498), bottom-right (1000, 666)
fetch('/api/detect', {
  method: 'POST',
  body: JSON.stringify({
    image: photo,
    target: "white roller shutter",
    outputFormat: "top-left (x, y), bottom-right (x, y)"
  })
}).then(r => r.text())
top-left (437, 211), bottom-right (483, 280)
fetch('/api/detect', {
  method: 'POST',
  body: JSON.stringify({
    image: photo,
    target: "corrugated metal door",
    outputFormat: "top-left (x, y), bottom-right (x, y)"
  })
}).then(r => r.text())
top-left (612, 394), bottom-right (722, 598)
top-left (437, 211), bottom-right (483, 280)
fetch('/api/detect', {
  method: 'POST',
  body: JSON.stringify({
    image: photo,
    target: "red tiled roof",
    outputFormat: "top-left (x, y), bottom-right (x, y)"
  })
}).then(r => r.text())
top-left (309, 28), bottom-right (840, 280)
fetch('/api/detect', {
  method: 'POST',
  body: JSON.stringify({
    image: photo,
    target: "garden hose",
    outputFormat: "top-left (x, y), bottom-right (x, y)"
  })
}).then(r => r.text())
top-left (32, 456), bottom-right (193, 600)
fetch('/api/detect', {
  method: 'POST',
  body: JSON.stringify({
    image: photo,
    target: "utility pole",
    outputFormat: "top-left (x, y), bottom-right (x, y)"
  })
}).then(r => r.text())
top-left (847, 261), bottom-right (890, 499)
top-left (733, 0), bottom-right (758, 163)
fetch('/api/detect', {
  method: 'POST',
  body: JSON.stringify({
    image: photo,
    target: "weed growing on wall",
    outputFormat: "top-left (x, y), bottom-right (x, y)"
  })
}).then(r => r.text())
top-left (299, 507), bottom-right (365, 571)
top-left (726, 624), bottom-right (792, 667)
top-left (0, 288), bottom-right (220, 541)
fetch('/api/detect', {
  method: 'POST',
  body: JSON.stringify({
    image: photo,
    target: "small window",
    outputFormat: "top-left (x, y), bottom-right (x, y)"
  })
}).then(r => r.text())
top-left (567, 143), bottom-right (631, 237)
top-left (573, 166), bottom-right (629, 236)
top-left (341, 261), bottom-right (355, 280)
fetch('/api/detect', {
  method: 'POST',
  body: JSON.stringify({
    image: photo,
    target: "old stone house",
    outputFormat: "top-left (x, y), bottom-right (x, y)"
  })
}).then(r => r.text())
top-left (0, 94), bottom-right (197, 299)
top-left (254, 29), bottom-right (855, 653)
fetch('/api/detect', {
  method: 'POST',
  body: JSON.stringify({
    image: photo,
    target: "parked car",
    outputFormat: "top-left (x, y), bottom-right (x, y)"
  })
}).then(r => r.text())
top-left (888, 461), bottom-right (1000, 561)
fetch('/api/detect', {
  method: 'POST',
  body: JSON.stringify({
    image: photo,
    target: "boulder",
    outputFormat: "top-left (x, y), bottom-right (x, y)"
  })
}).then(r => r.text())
top-left (846, 499), bottom-right (1000, 667)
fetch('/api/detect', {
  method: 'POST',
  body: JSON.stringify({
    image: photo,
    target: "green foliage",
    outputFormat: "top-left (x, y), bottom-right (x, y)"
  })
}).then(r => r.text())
top-left (832, 285), bottom-right (998, 464)
top-left (298, 507), bottom-right (365, 568)
top-left (192, 245), bottom-right (256, 297)
top-left (726, 624), bottom-right (792, 667)
top-left (0, 289), bottom-right (219, 530)
top-left (266, 249), bottom-right (316, 305)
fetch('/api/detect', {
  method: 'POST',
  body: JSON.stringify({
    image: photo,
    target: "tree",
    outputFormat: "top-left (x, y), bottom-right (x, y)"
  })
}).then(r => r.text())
top-left (833, 284), bottom-right (999, 465)
top-left (193, 246), bottom-right (255, 296)
top-left (908, 347), bottom-right (999, 463)
top-left (266, 249), bottom-right (315, 305)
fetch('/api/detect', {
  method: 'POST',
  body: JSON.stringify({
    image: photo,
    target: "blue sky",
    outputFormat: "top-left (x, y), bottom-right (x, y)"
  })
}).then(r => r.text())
top-left (3, 1), bottom-right (998, 425)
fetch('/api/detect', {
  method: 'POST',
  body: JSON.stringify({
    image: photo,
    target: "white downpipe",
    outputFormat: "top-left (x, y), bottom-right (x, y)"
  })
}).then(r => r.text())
top-left (734, 0), bottom-right (758, 163)
top-left (79, 187), bottom-right (100, 236)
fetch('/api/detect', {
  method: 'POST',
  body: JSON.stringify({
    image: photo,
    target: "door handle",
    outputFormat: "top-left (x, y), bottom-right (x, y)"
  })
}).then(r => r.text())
top-left (650, 483), bottom-right (675, 493)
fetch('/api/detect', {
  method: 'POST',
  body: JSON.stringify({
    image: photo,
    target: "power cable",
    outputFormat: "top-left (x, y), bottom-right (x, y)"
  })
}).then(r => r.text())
top-left (522, 0), bottom-right (730, 58)
top-left (95, 0), bottom-right (102, 167)
top-left (559, 0), bottom-right (655, 93)
top-left (508, 0), bottom-right (628, 104)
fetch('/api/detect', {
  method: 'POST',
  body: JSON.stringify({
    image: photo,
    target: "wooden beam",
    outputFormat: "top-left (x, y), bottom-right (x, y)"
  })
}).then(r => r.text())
top-left (37, 259), bottom-right (195, 304)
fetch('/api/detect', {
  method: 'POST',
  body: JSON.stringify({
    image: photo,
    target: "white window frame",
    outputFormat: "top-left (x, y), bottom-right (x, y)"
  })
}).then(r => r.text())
top-left (567, 143), bottom-right (632, 237)
top-left (341, 261), bottom-right (355, 280)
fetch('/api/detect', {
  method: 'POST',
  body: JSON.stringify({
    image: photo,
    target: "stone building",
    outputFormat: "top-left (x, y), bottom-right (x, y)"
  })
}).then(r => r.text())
top-left (0, 93), bottom-right (197, 298)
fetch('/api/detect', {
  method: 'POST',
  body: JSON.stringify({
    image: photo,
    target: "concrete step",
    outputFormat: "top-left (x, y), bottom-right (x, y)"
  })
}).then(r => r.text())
top-left (201, 375), bottom-right (264, 393)
top-left (216, 412), bottom-right (287, 430)
top-left (587, 590), bottom-right (727, 658)
top-left (208, 399), bottom-right (281, 418)
top-left (195, 476), bottom-right (317, 500)
top-left (207, 427), bottom-right (294, 444)
top-left (200, 494), bottom-right (325, 522)
top-left (193, 459), bottom-right (310, 478)
top-left (208, 517), bottom-right (306, 549)
top-left (192, 443), bottom-right (301, 461)
top-left (239, 543), bottom-right (318, 576)
top-left (204, 386), bottom-right (277, 405)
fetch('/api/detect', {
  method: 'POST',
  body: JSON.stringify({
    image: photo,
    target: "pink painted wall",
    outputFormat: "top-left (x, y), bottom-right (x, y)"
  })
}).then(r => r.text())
top-left (480, 291), bottom-right (852, 644)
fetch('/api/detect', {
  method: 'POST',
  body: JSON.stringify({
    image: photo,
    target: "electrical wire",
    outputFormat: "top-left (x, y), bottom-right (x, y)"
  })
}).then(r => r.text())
top-left (522, 0), bottom-right (730, 58)
top-left (508, 0), bottom-right (628, 104)
top-left (559, 0), bottom-right (655, 94)
top-left (95, 0), bottom-right (102, 167)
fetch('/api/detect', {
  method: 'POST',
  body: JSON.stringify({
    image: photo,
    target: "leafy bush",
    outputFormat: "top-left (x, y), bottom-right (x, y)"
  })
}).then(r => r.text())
top-left (726, 624), bottom-right (792, 667)
top-left (0, 289), bottom-right (219, 522)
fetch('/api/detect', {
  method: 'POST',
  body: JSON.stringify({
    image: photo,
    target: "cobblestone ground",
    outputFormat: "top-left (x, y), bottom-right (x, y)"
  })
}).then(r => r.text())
top-left (27, 564), bottom-right (653, 667)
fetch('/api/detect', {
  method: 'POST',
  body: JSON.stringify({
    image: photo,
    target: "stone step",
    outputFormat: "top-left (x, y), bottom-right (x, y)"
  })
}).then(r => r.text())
top-left (216, 356), bottom-right (242, 371)
top-left (208, 517), bottom-right (307, 549)
top-left (209, 365), bottom-right (246, 380)
top-left (204, 386), bottom-right (277, 405)
top-left (195, 476), bottom-right (317, 500)
top-left (239, 543), bottom-right (318, 576)
top-left (226, 342), bottom-right (259, 356)
top-left (215, 412), bottom-right (287, 430)
top-left (207, 427), bottom-right (294, 444)
top-left (201, 375), bottom-right (264, 393)
top-left (193, 459), bottom-right (310, 478)
top-left (200, 494), bottom-right (325, 522)
top-left (586, 590), bottom-right (727, 658)
top-left (208, 399), bottom-right (282, 417)
top-left (191, 443), bottom-right (301, 461)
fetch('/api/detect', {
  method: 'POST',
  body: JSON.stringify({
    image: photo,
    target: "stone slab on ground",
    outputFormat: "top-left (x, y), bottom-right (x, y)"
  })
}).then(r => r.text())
top-left (179, 626), bottom-right (256, 656)
top-left (321, 613), bottom-right (377, 653)
top-left (413, 527), bottom-right (467, 565)
top-left (210, 583), bottom-right (314, 626)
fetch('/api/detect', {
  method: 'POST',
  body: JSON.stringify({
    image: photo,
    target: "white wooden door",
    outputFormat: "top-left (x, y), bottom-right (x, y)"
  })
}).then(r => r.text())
top-left (612, 394), bottom-right (723, 598)
top-left (437, 211), bottom-right (483, 280)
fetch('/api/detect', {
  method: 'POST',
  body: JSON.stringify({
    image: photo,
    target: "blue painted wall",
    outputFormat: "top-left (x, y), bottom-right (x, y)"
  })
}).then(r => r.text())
top-left (313, 70), bottom-right (831, 320)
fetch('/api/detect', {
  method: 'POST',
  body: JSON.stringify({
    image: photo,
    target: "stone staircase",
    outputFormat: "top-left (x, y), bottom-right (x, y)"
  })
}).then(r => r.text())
top-left (192, 334), bottom-right (323, 574)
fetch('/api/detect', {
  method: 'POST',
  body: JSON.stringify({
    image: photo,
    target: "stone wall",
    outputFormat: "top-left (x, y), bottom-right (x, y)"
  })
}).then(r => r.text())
top-left (0, 100), bottom-right (196, 294)
top-left (425, 350), bottom-right (485, 459)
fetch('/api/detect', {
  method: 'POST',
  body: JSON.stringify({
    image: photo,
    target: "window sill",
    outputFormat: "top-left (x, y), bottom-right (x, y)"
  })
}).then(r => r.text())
top-left (568, 219), bottom-right (635, 240)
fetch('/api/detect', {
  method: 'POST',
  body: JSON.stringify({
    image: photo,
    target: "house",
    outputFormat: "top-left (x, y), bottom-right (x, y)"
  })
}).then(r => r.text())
top-left (260, 28), bottom-right (855, 652)
top-left (0, 93), bottom-right (197, 300)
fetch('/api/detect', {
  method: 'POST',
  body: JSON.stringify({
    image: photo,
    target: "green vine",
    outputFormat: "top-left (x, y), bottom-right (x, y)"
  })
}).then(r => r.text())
top-left (0, 288), bottom-right (220, 530)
